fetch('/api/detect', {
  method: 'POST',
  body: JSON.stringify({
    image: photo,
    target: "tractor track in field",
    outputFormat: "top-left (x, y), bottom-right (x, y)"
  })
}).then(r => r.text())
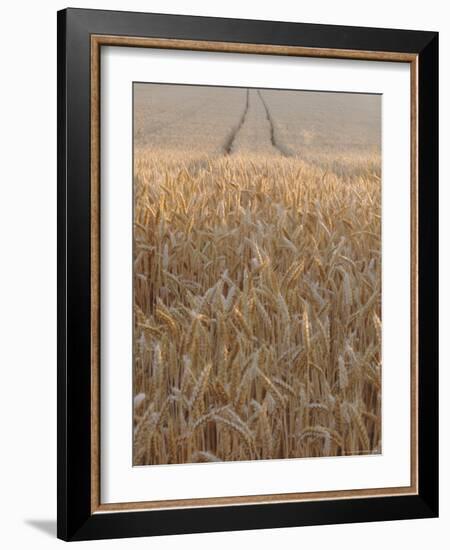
top-left (257, 90), bottom-right (289, 156)
top-left (224, 89), bottom-right (250, 155)
top-left (224, 88), bottom-right (288, 157)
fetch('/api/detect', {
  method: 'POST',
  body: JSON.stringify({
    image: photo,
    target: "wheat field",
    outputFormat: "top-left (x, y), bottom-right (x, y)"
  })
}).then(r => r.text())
top-left (133, 84), bottom-right (381, 465)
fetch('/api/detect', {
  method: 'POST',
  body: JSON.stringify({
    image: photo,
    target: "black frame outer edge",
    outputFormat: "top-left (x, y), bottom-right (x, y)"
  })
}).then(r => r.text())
top-left (57, 8), bottom-right (439, 541)
top-left (417, 33), bottom-right (439, 515)
top-left (57, 8), bottom-right (67, 542)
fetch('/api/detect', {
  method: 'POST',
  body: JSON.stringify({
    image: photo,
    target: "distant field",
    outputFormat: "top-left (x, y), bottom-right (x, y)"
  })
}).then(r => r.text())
top-left (134, 84), bottom-right (247, 153)
top-left (133, 83), bottom-right (382, 466)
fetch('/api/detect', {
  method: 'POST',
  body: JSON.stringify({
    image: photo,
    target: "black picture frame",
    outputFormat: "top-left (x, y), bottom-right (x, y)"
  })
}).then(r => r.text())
top-left (57, 7), bottom-right (438, 541)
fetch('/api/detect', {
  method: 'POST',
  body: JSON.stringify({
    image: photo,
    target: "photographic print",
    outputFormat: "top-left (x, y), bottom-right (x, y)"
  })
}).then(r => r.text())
top-left (133, 82), bottom-right (382, 466)
top-left (58, 11), bottom-right (438, 539)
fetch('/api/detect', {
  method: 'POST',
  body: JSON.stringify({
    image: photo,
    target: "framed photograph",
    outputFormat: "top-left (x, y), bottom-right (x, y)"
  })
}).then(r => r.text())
top-left (57, 8), bottom-right (438, 541)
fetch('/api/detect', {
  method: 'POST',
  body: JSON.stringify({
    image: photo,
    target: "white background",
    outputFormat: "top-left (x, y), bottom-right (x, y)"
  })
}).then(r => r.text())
top-left (0, 0), bottom-right (447, 548)
top-left (102, 48), bottom-right (411, 503)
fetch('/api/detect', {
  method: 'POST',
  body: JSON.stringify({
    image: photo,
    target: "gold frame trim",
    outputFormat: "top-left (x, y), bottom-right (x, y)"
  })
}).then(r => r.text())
top-left (90, 35), bottom-right (419, 514)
